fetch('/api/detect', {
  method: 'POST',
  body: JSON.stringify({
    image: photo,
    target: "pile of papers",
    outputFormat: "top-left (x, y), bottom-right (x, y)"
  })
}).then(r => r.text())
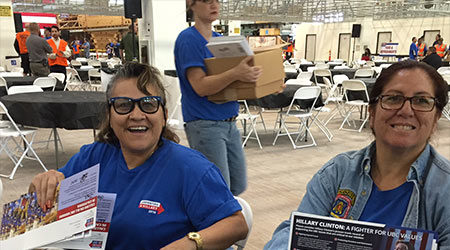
top-left (206, 36), bottom-right (254, 58)
top-left (0, 165), bottom-right (115, 250)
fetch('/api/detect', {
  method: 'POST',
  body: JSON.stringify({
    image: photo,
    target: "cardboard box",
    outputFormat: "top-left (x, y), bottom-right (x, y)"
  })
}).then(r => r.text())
top-left (259, 28), bottom-right (280, 36)
top-left (205, 45), bottom-right (286, 102)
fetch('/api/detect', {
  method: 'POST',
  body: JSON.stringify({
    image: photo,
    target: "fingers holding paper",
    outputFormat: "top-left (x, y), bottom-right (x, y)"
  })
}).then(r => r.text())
top-left (29, 170), bottom-right (65, 211)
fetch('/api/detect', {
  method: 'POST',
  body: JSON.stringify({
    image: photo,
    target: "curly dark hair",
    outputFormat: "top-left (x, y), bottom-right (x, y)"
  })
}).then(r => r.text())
top-left (96, 62), bottom-right (180, 146)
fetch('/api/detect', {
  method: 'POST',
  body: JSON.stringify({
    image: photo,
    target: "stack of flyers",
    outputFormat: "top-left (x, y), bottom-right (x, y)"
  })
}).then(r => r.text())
top-left (289, 212), bottom-right (438, 250)
top-left (206, 36), bottom-right (254, 58)
top-left (0, 164), bottom-right (100, 250)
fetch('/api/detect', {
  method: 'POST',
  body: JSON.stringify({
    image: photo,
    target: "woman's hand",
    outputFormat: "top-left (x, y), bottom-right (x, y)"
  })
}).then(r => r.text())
top-left (160, 236), bottom-right (196, 250)
top-left (232, 56), bottom-right (263, 82)
top-left (29, 170), bottom-right (65, 212)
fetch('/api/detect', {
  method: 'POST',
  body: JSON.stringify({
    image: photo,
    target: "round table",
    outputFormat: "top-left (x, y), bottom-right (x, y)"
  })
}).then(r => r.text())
top-left (1, 91), bottom-right (107, 167)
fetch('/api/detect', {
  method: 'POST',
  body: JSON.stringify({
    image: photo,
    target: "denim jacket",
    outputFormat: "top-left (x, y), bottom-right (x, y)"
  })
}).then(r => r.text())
top-left (264, 142), bottom-right (450, 250)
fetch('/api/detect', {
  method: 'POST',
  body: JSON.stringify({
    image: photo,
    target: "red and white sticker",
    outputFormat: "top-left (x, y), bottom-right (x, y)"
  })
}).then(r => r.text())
top-left (138, 200), bottom-right (165, 215)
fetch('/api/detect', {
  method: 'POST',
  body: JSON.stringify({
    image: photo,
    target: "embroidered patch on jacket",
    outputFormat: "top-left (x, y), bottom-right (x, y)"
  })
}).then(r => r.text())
top-left (138, 200), bottom-right (165, 215)
top-left (330, 189), bottom-right (356, 219)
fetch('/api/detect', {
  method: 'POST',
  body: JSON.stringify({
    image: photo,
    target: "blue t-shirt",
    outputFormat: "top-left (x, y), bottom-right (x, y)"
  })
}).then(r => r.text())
top-left (359, 181), bottom-right (414, 226)
top-left (410, 42), bottom-right (418, 59)
top-left (174, 26), bottom-right (239, 122)
top-left (59, 139), bottom-right (241, 250)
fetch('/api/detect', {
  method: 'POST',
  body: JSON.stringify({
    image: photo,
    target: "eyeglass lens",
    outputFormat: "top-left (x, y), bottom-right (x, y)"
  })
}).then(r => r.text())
top-left (380, 95), bottom-right (435, 111)
top-left (112, 97), bottom-right (159, 114)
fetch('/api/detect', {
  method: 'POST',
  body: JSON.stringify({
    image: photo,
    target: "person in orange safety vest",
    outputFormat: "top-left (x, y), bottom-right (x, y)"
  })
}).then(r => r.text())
top-left (417, 37), bottom-right (427, 57)
top-left (13, 23), bottom-right (31, 75)
top-left (47, 25), bottom-right (71, 87)
top-left (434, 38), bottom-right (448, 58)
top-left (71, 39), bottom-right (81, 58)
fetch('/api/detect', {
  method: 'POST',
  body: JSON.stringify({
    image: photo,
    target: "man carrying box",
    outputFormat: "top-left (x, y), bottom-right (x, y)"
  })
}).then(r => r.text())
top-left (174, 0), bottom-right (262, 197)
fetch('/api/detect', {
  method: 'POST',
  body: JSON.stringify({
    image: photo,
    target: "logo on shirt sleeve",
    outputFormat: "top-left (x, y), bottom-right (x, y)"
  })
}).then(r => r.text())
top-left (330, 189), bottom-right (356, 219)
top-left (138, 200), bottom-right (165, 215)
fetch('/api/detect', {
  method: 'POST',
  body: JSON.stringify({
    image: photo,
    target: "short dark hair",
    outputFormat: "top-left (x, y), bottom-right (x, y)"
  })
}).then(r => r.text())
top-left (96, 62), bottom-right (180, 145)
top-left (51, 25), bottom-right (59, 31)
top-left (369, 60), bottom-right (448, 113)
top-left (412, 37), bottom-right (416, 41)
top-left (396, 240), bottom-right (415, 250)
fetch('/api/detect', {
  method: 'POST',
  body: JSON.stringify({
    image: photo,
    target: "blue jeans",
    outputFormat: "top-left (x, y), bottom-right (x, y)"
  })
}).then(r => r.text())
top-left (185, 120), bottom-right (247, 195)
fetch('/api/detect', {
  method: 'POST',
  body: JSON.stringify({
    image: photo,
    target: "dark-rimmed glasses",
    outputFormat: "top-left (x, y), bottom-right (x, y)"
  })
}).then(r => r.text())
top-left (198, 0), bottom-right (219, 4)
top-left (377, 95), bottom-right (436, 112)
top-left (109, 96), bottom-right (161, 115)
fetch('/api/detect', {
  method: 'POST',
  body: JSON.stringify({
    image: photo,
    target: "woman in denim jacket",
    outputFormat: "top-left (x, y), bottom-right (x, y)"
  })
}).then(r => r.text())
top-left (265, 60), bottom-right (450, 249)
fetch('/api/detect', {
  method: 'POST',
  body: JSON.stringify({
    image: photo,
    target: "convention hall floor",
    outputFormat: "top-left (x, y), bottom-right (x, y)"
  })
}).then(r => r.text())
top-left (1, 110), bottom-right (449, 249)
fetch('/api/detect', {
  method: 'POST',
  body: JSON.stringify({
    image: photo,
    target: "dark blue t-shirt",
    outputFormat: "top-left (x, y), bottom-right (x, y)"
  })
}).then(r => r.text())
top-left (174, 26), bottom-right (239, 122)
top-left (59, 139), bottom-right (241, 249)
top-left (360, 181), bottom-right (414, 226)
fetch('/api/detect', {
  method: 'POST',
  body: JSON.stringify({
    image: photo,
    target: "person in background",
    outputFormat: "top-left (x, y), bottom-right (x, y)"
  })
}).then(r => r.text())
top-left (120, 24), bottom-right (139, 62)
top-left (409, 37), bottom-right (418, 60)
top-left (29, 62), bottom-right (248, 249)
top-left (114, 40), bottom-right (121, 59)
top-left (47, 25), bottom-right (71, 86)
top-left (174, 0), bottom-right (262, 196)
top-left (106, 39), bottom-right (114, 59)
top-left (417, 36), bottom-right (427, 58)
top-left (432, 34), bottom-right (441, 47)
top-left (43, 27), bottom-right (52, 40)
top-left (71, 39), bottom-right (81, 59)
top-left (361, 48), bottom-right (371, 61)
top-left (82, 38), bottom-right (91, 59)
top-left (422, 46), bottom-right (442, 70)
top-left (284, 37), bottom-right (294, 61)
top-left (14, 23), bottom-right (31, 76)
top-left (434, 38), bottom-right (448, 59)
top-left (26, 22), bottom-right (53, 77)
top-left (264, 60), bottom-right (450, 249)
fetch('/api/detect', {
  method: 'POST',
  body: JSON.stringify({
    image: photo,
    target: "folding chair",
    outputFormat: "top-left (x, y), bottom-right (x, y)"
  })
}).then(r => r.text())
top-left (437, 66), bottom-right (450, 75)
top-left (233, 196), bottom-right (253, 250)
top-left (88, 68), bottom-right (102, 91)
top-left (315, 62), bottom-right (329, 69)
top-left (354, 68), bottom-right (374, 78)
top-left (0, 102), bottom-right (47, 179)
top-left (365, 61), bottom-right (375, 67)
top-left (285, 71), bottom-right (313, 86)
top-left (0, 76), bottom-right (8, 95)
top-left (48, 72), bottom-right (66, 84)
top-left (70, 60), bottom-right (82, 67)
top-left (333, 65), bottom-right (350, 69)
top-left (322, 77), bottom-right (346, 125)
top-left (8, 85), bottom-right (43, 95)
top-left (33, 77), bottom-right (57, 91)
top-left (273, 86), bottom-right (322, 149)
top-left (11, 67), bottom-right (24, 74)
top-left (313, 69), bottom-right (332, 89)
top-left (339, 80), bottom-right (370, 132)
top-left (88, 60), bottom-right (102, 68)
top-left (237, 100), bottom-right (262, 149)
top-left (65, 68), bottom-right (87, 91)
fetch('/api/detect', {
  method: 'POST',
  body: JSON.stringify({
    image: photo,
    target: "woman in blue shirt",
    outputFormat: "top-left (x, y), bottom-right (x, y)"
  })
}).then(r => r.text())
top-left (174, 0), bottom-right (263, 196)
top-left (265, 60), bottom-right (450, 249)
top-left (29, 62), bottom-right (248, 249)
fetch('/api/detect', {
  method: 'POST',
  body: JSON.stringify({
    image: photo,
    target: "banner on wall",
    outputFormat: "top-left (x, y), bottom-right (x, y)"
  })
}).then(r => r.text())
top-left (0, 6), bottom-right (12, 17)
top-left (379, 42), bottom-right (399, 56)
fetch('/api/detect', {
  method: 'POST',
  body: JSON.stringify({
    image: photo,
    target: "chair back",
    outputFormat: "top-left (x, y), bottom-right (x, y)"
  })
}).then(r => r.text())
top-left (293, 86), bottom-right (321, 100)
top-left (379, 63), bottom-right (391, 69)
top-left (88, 60), bottom-right (102, 67)
top-left (333, 74), bottom-right (349, 85)
top-left (76, 57), bottom-right (87, 62)
top-left (48, 72), bottom-right (66, 83)
top-left (297, 71), bottom-right (312, 81)
top-left (71, 60), bottom-right (82, 67)
top-left (88, 69), bottom-right (101, 78)
top-left (334, 65), bottom-right (350, 69)
top-left (365, 61), bottom-right (375, 67)
top-left (307, 66), bottom-right (317, 73)
top-left (354, 68), bottom-right (374, 78)
top-left (0, 76), bottom-right (7, 91)
top-left (33, 77), bottom-right (57, 91)
top-left (315, 62), bottom-right (329, 69)
top-left (342, 80), bottom-right (369, 102)
top-left (8, 85), bottom-right (44, 95)
top-left (437, 66), bottom-right (450, 75)
top-left (314, 69), bottom-right (331, 78)
top-left (80, 65), bottom-right (94, 70)
top-left (233, 197), bottom-right (253, 250)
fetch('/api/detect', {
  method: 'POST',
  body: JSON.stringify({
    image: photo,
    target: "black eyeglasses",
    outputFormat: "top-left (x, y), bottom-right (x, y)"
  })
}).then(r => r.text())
top-left (109, 96), bottom-right (161, 115)
top-left (377, 95), bottom-right (436, 112)
top-left (198, 0), bottom-right (219, 3)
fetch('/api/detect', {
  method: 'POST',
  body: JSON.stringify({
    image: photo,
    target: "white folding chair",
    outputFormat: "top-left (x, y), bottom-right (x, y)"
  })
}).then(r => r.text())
top-left (365, 61), bottom-right (375, 67)
top-left (33, 77), bottom-right (57, 91)
top-left (313, 69), bottom-right (333, 89)
top-left (339, 80), bottom-right (370, 132)
top-left (237, 100), bottom-right (263, 149)
top-left (437, 66), bottom-right (450, 75)
top-left (88, 69), bottom-right (102, 91)
top-left (379, 63), bottom-right (391, 69)
top-left (284, 64), bottom-right (297, 74)
top-left (8, 85), bottom-right (43, 95)
top-left (0, 76), bottom-right (8, 95)
top-left (88, 60), bottom-right (102, 68)
top-left (334, 65), bottom-right (350, 69)
top-left (323, 77), bottom-right (346, 126)
top-left (65, 68), bottom-right (87, 91)
top-left (273, 86), bottom-right (322, 149)
top-left (233, 196), bottom-right (253, 250)
top-left (0, 102), bottom-right (48, 179)
top-left (70, 60), bottom-right (82, 67)
top-left (333, 74), bottom-right (349, 86)
top-left (285, 71), bottom-right (313, 86)
top-left (315, 62), bottom-right (329, 69)
top-left (354, 68), bottom-right (375, 78)
top-left (48, 72), bottom-right (66, 84)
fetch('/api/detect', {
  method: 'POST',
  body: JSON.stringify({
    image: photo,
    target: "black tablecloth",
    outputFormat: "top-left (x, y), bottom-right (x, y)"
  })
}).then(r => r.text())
top-left (346, 78), bottom-right (377, 101)
top-left (1, 76), bottom-right (39, 96)
top-left (247, 85), bottom-right (324, 109)
top-left (76, 68), bottom-right (101, 82)
top-left (0, 91), bottom-right (106, 129)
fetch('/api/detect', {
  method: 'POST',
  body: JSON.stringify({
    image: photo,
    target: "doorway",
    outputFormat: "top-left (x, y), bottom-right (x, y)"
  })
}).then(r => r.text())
top-left (338, 33), bottom-right (351, 63)
top-left (305, 34), bottom-right (316, 61)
